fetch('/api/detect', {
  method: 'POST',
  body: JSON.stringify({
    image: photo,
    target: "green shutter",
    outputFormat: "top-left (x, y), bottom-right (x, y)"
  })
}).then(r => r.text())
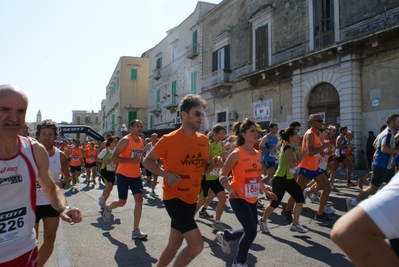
top-left (150, 115), bottom-right (153, 129)
top-left (192, 30), bottom-right (198, 53)
top-left (128, 111), bottom-right (137, 125)
top-left (131, 69), bottom-right (137, 80)
top-left (156, 57), bottom-right (162, 68)
top-left (156, 89), bottom-right (160, 109)
top-left (191, 71), bottom-right (197, 94)
top-left (171, 81), bottom-right (177, 104)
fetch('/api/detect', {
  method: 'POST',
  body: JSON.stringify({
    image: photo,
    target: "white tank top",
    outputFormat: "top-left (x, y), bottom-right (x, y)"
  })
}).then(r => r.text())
top-left (36, 148), bottom-right (61, 206)
top-left (0, 136), bottom-right (38, 263)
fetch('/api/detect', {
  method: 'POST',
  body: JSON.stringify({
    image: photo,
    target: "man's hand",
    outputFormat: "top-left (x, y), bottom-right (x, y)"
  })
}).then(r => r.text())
top-left (60, 207), bottom-right (82, 224)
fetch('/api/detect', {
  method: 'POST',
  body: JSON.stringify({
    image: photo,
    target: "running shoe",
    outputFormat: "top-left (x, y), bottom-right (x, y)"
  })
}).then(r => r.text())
top-left (346, 198), bottom-right (356, 211)
top-left (314, 212), bottom-right (335, 222)
top-left (256, 199), bottom-right (264, 208)
top-left (309, 193), bottom-right (320, 202)
top-left (232, 262), bottom-right (249, 267)
top-left (289, 223), bottom-right (308, 233)
top-left (347, 181), bottom-right (357, 188)
top-left (281, 210), bottom-right (293, 223)
top-left (357, 178), bottom-right (364, 190)
top-left (258, 218), bottom-right (269, 233)
top-left (324, 204), bottom-right (336, 214)
top-left (351, 173), bottom-right (359, 179)
top-left (216, 231), bottom-right (231, 254)
top-left (150, 191), bottom-right (158, 198)
top-left (98, 196), bottom-right (105, 209)
top-left (331, 186), bottom-right (340, 192)
top-left (131, 228), bottom-right (148, 239)
top-left (212, 222), bottom-right (226, 231)
top-left (103, 205), bottom-right (112, 223)
top-left (199, 210), bottom-right (214, 219)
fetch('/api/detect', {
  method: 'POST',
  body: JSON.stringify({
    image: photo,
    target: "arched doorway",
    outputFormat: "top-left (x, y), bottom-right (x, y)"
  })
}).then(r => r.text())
top-left (308, 83), bottom-right (340, 128)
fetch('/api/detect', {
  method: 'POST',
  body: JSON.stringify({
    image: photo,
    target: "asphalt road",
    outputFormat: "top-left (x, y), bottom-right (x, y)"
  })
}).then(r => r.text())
top-left (37, 170), bottom-right (370, 267)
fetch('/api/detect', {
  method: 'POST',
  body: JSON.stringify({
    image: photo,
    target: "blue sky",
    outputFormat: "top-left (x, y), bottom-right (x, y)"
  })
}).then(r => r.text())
top-left (0, 0), bottom-right (221, 123)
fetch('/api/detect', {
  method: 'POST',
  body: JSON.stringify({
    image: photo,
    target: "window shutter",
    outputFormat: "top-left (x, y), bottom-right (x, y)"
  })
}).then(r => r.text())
top-left (130, 69), bottom-right (137, 80)
top-left (256, 25), bottom-right (268, 69)
top-left (193, 30), bottom-right (198, 53)
top-left (212, 51), bottom-right (218, 72)
top-left (224, 44), bottom-right (230, 70)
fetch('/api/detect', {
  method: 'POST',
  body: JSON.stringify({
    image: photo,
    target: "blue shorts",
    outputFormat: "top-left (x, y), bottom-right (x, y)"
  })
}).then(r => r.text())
top-left (297, 167), bottom-right (323, 180)
top-left (264, 161), bottom-right (276, 169)
top-left (116, 173), bottom-right (143, 199)
top-left (393, 156), bottom-right (399, 167)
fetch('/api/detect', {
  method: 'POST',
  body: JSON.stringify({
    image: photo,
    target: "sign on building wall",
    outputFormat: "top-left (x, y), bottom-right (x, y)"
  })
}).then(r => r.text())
top-left (252, 99), bottom-right (272, 120)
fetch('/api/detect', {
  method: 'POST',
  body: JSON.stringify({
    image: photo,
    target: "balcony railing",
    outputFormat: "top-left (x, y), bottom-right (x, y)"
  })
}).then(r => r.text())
top-left (186, 43), bottom-right (199, 59)
top-left (153, 68), bottom-right (162, 80)
top-left (202, 69), bottom-right (232, 88)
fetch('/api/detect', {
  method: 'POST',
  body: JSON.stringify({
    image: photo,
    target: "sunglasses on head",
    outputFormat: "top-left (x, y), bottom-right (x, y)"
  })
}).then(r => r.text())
top-left (193, 111), bottom-right (205, 117)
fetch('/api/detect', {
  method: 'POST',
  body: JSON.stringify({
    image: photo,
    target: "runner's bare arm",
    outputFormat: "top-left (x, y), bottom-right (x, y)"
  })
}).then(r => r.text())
top-left (33, 142), bottom-right (82, 223)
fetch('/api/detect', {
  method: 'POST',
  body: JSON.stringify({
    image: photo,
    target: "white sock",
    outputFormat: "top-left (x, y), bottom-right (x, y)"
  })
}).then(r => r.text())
top-left (214, 220), bottom-right (220, 224)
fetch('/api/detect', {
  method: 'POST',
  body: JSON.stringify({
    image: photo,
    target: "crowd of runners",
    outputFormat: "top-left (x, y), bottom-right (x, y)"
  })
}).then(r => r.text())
top-left (1, 84), bottom-right (398, 267)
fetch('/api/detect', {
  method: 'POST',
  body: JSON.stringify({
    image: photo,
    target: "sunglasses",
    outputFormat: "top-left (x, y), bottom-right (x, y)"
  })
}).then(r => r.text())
top-left (193, 111), bottom-right (205, 118)
top-left (313, 119), bottom-right (323, 123)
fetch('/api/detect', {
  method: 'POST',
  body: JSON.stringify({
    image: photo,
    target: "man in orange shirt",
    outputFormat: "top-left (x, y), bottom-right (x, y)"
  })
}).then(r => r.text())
top-left (144, 94), bottom-right (217, 267)
top-left (103, 120), bottom-right (147, 240)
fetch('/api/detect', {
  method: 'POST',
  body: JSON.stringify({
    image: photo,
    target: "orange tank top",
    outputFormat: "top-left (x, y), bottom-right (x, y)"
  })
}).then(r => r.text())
top-left (116, 135), bottom-right (144, 178)
top-left (85, 149), bottom-right (97, 164)
top-left (229, 147), bottom-right (263, 204)
top-left (69, 147), bottom-right (83, 167)
top-left (298, 128), bottom-right (321, 171)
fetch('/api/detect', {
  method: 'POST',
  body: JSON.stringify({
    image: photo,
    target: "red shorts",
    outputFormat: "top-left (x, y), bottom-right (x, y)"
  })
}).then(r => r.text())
top-left (0, 247), bottom-right (38, 267)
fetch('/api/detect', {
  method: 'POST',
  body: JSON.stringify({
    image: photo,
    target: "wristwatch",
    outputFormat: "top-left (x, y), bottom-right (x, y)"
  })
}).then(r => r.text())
top-left (58, 206), bottom-right (71, 215)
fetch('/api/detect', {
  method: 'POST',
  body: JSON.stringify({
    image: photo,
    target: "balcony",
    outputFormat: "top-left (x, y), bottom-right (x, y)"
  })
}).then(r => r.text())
top-left (165, 100), bottom-right (178, 113)
top-left (153, 68), bottom-right (162, 80)
top-left (150, 108), bottom-right (162, 117)
top-left (186, 43), bottom-right (199, 59)
top-left (202, 69), bottom-right (233, 97)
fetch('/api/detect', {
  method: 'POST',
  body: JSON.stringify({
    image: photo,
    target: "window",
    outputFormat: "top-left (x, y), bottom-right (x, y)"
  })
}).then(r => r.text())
top-left (85, 116), bottom-right (91, 124)
top-left (191, 71), bottom-right (197, 94)
top-left (156, 57), bottom-right (162, 69)
top-left (77, 116), bottom-right (81, 124)
top-left (116, 76), bottom-right (120, 88)
top-left (192, 30), bottom-right (198, 54)
top-left (130, 69), bottom-right (138, 80)
top-left (313, 0), bottom-right (334, 48)
top-left (128, 111), bottom-right (137, 125)
top-left (172, 46), bottom-right (178, 61)
top-left (217, 112), bottom-right (227, 123)
top-left (95, 117), bottom-right (99, 123)
top-left (171, 81), bottom-right (177, 105)
top-left (255, 24), bottom-right (269, 69)
top-left (156, 89), bottom-right (161, 109)
top-left (212, 45), bottom-right (230, 72)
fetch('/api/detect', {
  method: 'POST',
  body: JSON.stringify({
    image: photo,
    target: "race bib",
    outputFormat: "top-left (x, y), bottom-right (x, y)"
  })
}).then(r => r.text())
top-left (71, 156), bottom-right (79, 162)
top-left (0, 207), bottom-right (29, 244)
top-left (106, 162), bottom-right (116, 171)
top-left (210, 167), bottom-right (220, 176)
top-left (131, 150), bottom-right (143, 159)
top-left (88, 157), bottom-right (95, 163)
top-left (244, 177), bottom-right (260, 198)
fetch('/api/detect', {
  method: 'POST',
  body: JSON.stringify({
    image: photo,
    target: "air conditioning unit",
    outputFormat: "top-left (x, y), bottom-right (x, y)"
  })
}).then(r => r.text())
top-left (228, 112), bottom-right (237, 120)
top-left (172, 118), bottom-right (177, 124)
top-left (176, 117), bottom-right (182, 124)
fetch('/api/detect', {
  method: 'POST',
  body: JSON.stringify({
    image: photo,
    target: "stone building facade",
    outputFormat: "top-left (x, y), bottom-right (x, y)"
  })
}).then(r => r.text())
top-left (198, 0), bottom-right (399, 168)
top-left (102, 55), bottom-right (149, 137)
top-left (147, 1), bottom-right (217, 135)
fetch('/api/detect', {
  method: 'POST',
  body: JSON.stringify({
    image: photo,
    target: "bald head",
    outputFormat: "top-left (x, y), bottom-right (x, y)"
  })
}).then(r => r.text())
top-left (0, 84), bottom-right (28, 103)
